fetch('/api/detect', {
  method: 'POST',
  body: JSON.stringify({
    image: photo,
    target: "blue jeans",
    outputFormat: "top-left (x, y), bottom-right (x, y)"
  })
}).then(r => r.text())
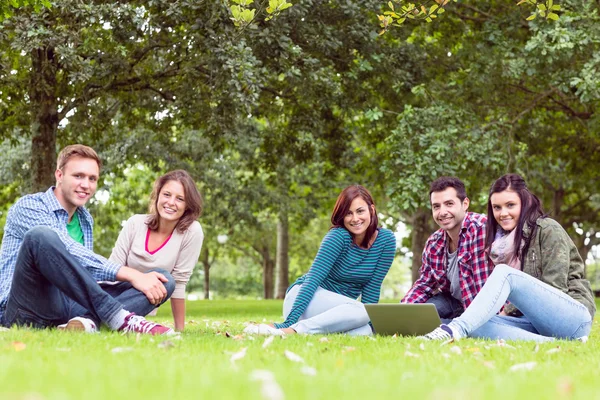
top-left (449, 264), bottom-right (593, 342)
top-left (1, 227), bottom-right (175, 329)
top-left (283, 284), bottom-right (373, 335)
top-left (426, 292), bottom-right (464, 322)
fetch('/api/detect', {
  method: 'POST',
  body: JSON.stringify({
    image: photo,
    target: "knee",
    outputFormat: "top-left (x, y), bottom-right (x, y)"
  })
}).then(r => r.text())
top-left (24, 226), bottom-right (59, 244)
top-left (350, 302), bottom-right (370, 325)
top-left (148, 268), bottom-right (175, 296)
top-left (491, 264), bottom-right (513, 278)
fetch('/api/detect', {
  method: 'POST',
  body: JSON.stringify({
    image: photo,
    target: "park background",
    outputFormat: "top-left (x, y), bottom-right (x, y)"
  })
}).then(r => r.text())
top-left (1, 2), bottom-right (600, 399)
top-left (2, 0), bottom-right (599, 302)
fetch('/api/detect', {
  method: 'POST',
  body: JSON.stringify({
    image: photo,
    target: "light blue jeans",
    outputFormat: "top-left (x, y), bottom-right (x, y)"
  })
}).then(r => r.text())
top-left (283, 284), bottom-right (373, 335)
top-left (449, 264), bottom-right (593, 342)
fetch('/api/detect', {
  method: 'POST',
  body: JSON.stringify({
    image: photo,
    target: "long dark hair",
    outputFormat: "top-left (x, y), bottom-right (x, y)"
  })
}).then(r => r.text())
top-left (485, 174), bottom-right (545, 262)
top-left (147, 170), bottom-right (203, 233)
top-left (330, 185), bottom-right (379, 248)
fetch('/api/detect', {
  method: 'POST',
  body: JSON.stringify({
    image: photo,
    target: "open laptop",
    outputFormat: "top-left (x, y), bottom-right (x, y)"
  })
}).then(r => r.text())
top-left (365, 303), bottom-right (441, 336)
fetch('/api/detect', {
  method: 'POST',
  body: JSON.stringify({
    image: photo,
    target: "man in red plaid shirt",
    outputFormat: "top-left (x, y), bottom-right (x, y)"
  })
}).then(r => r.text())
top-left (401, 177), bottom-right (490, 319)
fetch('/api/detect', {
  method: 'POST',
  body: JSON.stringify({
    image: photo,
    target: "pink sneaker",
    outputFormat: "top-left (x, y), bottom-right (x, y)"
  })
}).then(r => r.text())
top-left (118, 313), bottom-right (176, 336)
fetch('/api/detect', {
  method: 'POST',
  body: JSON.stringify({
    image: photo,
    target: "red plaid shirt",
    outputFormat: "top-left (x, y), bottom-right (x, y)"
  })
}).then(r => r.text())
top-left (401, 212), bottom-right (490, 308)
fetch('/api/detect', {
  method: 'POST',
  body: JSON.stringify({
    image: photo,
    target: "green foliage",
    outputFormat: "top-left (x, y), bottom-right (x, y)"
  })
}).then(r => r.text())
top-left (379, 0), bottom-right (564, 32)
top-left (228, 0), bottom-right (293, 28)
top-left (0, 0), bottom-right (50, 21)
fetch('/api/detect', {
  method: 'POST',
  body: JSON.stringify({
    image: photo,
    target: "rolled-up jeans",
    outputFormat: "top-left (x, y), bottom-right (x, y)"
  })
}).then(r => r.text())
top-left (449, 264), bottom-right (593, 342)
top-left (1, 226), bottom-right (175, 329)
top-left (283, 284), bottom-right (373, 335)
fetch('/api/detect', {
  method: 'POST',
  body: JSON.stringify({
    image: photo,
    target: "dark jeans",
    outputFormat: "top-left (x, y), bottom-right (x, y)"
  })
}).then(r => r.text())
top-left (426, 292), bottom-right (464, 323)
top-left (1, 226), bottom-right (175, 329)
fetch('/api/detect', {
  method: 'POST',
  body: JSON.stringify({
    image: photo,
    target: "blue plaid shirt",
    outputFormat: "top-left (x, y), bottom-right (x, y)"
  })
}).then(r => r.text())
top-left (0, 187), bottom-right (121, 320)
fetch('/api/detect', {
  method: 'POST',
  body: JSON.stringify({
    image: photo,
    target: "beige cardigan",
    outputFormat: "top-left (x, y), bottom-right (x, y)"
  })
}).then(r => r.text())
top-left (109, 214), bottom-right (204, 299)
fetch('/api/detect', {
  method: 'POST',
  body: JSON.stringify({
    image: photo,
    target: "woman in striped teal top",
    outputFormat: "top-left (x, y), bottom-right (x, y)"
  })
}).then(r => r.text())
top-left (244, 185), bottom-right (397, 336)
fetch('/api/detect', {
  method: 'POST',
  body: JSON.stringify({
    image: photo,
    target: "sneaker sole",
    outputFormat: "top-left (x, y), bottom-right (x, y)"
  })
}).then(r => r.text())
top-left (58, 320), bottom-right (86, 331)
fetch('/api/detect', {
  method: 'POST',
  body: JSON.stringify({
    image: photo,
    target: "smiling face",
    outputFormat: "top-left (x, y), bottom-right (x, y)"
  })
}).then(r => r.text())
top-left (157, 180), bottom-right (187, 224)
top-left (430, 187), bottom-right (469, 237)
top-left (343, 197), bottom-right (374, 245)
top-left (54, 156), bottom-right (99, 217)
top-left (490, 190), bottom-right (522, 232)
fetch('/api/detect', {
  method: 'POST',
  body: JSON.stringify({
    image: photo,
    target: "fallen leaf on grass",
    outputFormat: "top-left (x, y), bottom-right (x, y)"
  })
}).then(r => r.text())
top-left (419, 343), bottom-right (426, 351)
top-left (111, 347), bottom-right (134, 353)
top-left (546, 347), bottom-right (561, 354)
top-left (284, 350), bottom-right (305, 363)
top-left (250, 370), bottom-right (285, 400)
top-left (342, 346), bottom-right (356, 354)
top-left (391, 333), bottom-right (398, 339)
top-left (509, 361), bottom-right (537, 371)
top-left (449, 346), bottom-right (462, 355)
top-left (466, 347), bottom-right (480, 352)
top-left (495, 339), bottom-right (516, 349)
top-left (230, 347), bottom-right (248, 363)
top-left (12, 341), bottom-right (26, 351)
top-left (319, 337), bottom-right (329, 343)
top-left (300, 366), bottom-right (317, 376)
top-left (483, 361), bottom-right (496, 369)
top-left (158, 340), bottom-right (175, 349)
top-left (262, 336), bottom-right (275, 349)
top-left (556, 377), bottom-right (574, 396)
top-left (404, 351), bottom-right (420, 358)
top-left (226, 331), bottom-right (245, 340)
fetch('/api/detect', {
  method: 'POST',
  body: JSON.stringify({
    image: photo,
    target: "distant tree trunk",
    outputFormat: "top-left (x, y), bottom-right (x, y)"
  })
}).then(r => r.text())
top-left (410, 208), bottom-right (433, 283)
top-left (275, 207), bottom-right (289, 299)
top-left (263, 246), bottom-right (275, 299)
top-left (30, 46), bottom-right (59, 192)
top-left (200, 246), bottom-right (211, 299)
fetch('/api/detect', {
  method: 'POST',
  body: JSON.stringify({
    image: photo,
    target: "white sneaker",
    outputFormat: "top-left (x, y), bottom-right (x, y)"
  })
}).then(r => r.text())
top-left (57, 317), bottom-right (98, 333)
top-left (419, 324), bottom-right (458, 341)
top-left (243, 323), bottom-right (284, 336)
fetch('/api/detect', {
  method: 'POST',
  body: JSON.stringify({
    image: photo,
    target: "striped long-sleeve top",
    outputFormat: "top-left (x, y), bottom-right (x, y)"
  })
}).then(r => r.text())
top-left (274, 227), bottom-right (397, 329)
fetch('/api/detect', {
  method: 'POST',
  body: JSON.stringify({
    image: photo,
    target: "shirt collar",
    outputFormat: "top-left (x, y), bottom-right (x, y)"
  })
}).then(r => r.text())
top-left (42, 187), bottom-right (66, 213)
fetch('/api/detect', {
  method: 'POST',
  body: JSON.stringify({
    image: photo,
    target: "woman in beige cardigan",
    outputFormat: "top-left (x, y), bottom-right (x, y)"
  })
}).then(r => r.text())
top-left (110, 170), bottom-right (204, 331)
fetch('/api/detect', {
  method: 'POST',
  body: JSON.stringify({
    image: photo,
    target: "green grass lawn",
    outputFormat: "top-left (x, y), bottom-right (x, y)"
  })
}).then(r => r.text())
top-left (1, 299), bottom-right (599, 400)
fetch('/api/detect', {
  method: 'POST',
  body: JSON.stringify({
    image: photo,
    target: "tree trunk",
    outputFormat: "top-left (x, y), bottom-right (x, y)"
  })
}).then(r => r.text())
top-left (30, 47), bottom-right (59, 192)
top-left (200, 246), bottom-right (211, 300)
top-left (410, 208), bottom-right (433, 283)
top-left (261, 244), bottom-right (275, 299)
top-left (275, 207), bottom-right (289, 299)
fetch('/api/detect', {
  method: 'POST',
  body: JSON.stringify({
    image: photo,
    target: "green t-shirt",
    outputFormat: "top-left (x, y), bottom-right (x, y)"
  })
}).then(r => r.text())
top-left (67, 211), bottom-right (85, 245)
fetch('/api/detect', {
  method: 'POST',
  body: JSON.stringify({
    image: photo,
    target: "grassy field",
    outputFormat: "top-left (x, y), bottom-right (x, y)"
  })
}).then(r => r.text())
top-left (1, 299), bottom-right (599, 400)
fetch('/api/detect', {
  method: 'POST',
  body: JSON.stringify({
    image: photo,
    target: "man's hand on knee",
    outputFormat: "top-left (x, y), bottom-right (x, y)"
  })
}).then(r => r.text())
top-left (132, 272), bottom-right (168, 305)
top-left (116, 266), bottom-right (168, 305)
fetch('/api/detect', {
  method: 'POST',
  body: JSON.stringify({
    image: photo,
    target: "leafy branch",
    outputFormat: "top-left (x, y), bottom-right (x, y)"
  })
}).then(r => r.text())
top-left (518, 0), bottom-right (561, 21)
top-left (228, 0), bottom-right (292, 29)
top-left (378, 0), bottom-right (562, 33)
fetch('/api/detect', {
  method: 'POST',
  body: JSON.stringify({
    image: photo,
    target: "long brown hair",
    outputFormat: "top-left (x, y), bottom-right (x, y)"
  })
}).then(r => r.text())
top-left (146, 170), bottom-right (203, 233)
top-left (330, 185), bottom-right (379, 248)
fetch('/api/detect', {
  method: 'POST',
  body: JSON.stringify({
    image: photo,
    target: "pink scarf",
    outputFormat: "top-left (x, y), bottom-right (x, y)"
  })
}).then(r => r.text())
top-left (489, 229), bottom-right (522, 270)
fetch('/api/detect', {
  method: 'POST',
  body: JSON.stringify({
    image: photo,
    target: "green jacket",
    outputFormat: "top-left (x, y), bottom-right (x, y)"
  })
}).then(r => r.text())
top-left (504, 217), bottom-right (596, 318)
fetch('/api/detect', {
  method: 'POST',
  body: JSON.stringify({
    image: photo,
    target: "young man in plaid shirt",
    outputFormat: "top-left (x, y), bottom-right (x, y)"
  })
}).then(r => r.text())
top-left (401, 177), bottom-right (490, 319)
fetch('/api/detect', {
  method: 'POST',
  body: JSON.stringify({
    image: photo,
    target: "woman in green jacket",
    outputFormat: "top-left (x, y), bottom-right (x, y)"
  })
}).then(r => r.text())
top-left (422, 174), bottom-right (595, 342)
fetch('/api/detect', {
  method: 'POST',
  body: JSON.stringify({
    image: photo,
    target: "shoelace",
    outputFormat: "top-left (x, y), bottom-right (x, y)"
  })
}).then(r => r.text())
top-left (424, 327), bottom-right (451, 340)
top-left (124, 315), bottom-right (157, 334)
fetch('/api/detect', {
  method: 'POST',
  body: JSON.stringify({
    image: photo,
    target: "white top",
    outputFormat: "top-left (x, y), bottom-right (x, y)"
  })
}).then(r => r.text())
top-left (109, 214), bottom-right (204, 299)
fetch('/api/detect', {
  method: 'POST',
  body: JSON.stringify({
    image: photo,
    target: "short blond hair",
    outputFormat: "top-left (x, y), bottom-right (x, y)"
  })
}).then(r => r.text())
top-left (56, 144), bottom-right (102, 171)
